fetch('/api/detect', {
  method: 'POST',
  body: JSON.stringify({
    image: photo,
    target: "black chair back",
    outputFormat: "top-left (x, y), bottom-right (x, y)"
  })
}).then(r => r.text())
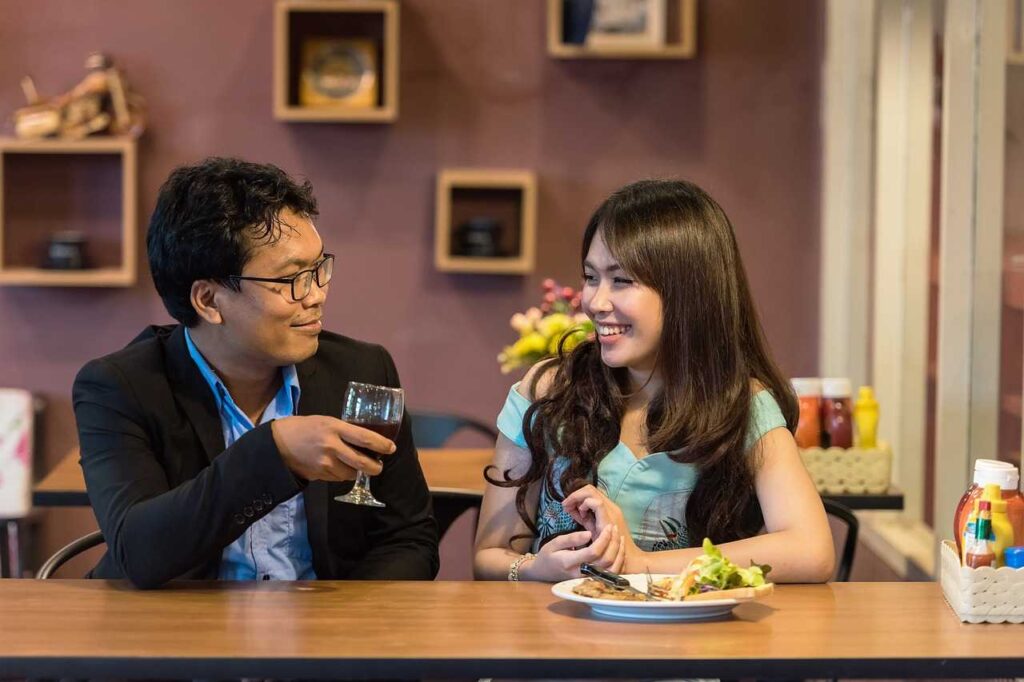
top-left (822, 499), bottom-right (858, 582)
top-left (408, 410), bottom-right (497, 449)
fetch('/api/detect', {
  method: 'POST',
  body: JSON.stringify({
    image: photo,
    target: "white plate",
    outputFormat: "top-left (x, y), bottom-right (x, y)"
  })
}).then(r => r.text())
top-left (551, 574), bottom-right (740, 622)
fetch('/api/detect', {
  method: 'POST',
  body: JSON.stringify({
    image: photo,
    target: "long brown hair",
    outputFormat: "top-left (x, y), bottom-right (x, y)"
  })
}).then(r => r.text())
top-left (486, 179), bottom-right (798, 546)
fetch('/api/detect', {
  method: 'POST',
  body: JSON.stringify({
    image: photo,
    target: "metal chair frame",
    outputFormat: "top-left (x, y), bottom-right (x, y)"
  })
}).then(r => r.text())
top-left (36, 529), bottom-right (104, 579)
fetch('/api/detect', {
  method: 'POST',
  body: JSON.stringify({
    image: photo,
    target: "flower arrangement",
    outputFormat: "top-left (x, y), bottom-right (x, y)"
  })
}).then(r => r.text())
top-left (498, 279), bottom-right (594, 374)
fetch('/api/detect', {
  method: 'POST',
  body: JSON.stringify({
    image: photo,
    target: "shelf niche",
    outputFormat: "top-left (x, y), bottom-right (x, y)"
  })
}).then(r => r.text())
top-left (274, 0), bottom-right (399, 123)
top-left (0, 136), bottom-right (137, 287)
top-left (547, 0), bottom-right (697, 59)
top-left (434, 169), bottom-right (537, 275)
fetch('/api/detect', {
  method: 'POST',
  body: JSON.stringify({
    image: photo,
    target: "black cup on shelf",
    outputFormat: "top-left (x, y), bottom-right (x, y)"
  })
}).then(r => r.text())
top-left (455, 217), bottom-right (504, 258)
top-left (42, 231), bottom-right (88, 270)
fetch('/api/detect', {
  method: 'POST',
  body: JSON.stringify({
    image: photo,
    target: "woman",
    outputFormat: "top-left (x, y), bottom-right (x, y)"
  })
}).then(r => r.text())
top-left (474, 179), bottom-right (834, 583)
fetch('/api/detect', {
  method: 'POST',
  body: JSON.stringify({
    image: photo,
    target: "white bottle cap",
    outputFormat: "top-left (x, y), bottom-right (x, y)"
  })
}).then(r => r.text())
top-left (821, 377), bottom-right (852, 398)
top-left (791, 378), bottom-right (821, 397)
top-left (972, 458), bottom-right (1020, 490)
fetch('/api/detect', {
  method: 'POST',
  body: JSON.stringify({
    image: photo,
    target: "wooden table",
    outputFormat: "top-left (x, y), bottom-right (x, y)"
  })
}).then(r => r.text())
top-left (0, 580), bottom-right (1019, 679)
top-left (33, 447), bottom-right (494, 507)
top-left (34, 447), bottom-right (904, 510)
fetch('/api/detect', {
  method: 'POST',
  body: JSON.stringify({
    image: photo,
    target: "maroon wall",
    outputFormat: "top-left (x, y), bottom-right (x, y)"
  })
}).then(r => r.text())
top-left (0, 0), bottom-right (823, 574)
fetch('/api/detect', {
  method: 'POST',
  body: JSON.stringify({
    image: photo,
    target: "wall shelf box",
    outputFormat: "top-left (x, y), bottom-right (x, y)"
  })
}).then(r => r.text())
top-left (434, 169), bottom-right (537, 275)
top-left (547, 0), bottom-right (697, 59)
top-left (0, 136), bottom-right (137, 287)
top-left (274, 0), bottom-right (399, 123)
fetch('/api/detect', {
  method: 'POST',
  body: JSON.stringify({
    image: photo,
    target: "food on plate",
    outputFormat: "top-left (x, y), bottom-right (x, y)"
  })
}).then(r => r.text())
top-left (571, 538), bottom-right (773, 602)
top-left (649, 538), bottom-right (772, 600)
top-left (571, 579), bottom-right (649, 601)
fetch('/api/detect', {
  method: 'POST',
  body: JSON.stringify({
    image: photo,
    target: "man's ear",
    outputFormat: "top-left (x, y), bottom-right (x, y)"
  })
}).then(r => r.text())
top-left (190, 280), bottom-right (224, 325)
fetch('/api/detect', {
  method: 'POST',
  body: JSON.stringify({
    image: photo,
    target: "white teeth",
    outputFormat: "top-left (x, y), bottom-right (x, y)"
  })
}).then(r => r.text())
top-left (598, 325), bottom-right (630, 336)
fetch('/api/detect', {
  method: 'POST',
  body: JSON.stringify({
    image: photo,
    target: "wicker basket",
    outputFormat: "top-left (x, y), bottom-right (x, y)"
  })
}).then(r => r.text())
top-left (940, 540), bottom-right (1024, 623)
top-left (799, 443), bottom-right (892, 494)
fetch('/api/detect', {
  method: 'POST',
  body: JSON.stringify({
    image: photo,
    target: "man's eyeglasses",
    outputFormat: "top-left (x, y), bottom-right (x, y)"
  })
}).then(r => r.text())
top-left (228, 254), bottom-right (334, 302)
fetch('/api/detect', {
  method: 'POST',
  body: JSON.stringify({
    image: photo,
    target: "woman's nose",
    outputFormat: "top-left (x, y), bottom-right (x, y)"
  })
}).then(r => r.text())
top-left (586, 285), bottom-right (613, 314)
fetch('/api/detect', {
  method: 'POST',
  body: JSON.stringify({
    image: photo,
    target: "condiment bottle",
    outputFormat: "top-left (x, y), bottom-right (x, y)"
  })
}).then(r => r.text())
top-left (961, 502), bottom-right (980, 564)
top-left (792, 378), bottom-right (822, 449)
top-left (821, 378), bottom-right (853, 449)
top-left (965, 501), bottom-right (997, 568)
top-left (953, 459), bottom-right (1024, 558)
top-left (853, 386), bottom-right (879, 448)
top-left (984, 484), bottom-right (1014, 566)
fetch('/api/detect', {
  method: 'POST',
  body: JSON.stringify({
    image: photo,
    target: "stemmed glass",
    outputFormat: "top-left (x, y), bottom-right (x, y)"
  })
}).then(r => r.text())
top-left (333, 381), bottom-right (404, 508)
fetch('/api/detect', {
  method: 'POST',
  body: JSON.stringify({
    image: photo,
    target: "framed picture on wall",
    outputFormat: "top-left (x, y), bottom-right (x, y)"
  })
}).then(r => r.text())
top-left (299, 37), bottom-right (379, 109)
top-left (587, 0), bottom-right (666, 49)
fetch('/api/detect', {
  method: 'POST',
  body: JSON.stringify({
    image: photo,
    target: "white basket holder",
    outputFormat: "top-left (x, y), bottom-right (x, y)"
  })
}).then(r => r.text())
top-left (939, 539), bottom-right (1024, 624)
top-left (799, 443), bottom-right (893, 494)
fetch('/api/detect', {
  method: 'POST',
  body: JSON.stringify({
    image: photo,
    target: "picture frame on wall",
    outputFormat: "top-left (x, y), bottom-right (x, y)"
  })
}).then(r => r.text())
top-left (586, 0), bottom-right (666, 49)
top-left (299, 37), bottom-right (379, 109)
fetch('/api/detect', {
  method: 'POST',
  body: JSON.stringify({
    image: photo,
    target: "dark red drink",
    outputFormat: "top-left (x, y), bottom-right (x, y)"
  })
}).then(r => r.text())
top-left (347, 420), bottom-right (400, 441)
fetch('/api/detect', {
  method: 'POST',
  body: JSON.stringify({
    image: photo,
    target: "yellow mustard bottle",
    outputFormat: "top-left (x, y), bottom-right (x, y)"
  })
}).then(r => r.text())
top-left (982, 483), bottom-right (1014, 566)
top-left (854, 386), bottom-right (879, 449)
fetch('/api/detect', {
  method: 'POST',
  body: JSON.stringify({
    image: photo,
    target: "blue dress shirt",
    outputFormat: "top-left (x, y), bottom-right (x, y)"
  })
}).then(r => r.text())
top-left (184, 328), bottom-right (316, 581)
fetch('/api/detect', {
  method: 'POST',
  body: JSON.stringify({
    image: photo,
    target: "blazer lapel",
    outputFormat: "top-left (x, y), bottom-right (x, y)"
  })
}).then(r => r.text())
top-left (296, 355), bottom-right (336, 578)
top-left (164, 325), bottom-right (225, 463)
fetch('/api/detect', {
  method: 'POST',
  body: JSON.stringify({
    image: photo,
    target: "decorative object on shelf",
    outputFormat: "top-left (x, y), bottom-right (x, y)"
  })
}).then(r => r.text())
top-left (299, 38), bottom-right (378, 108)
top-left (547, 0), bottom-right (695, 59)
top-left (587, 0), bottom-right (666, 49)
top-left (455, 216), bottom-right (504, 258)
top-left (0, 136), bottom-right (138, 287)
top-left (11, 53), bottom-right (145, 140)
top-left (498, 279), bottom-right (594, 374)
top-left (562, 0), bottom-right (596, 44)
top-left (274, 0), bottom-right (399, 123)
top-left (435, 169), bottom-right (537, 274)
top-left (42, 231), bottom-right (88, 270)
top-left (799, 444), bottom-right (893, 495)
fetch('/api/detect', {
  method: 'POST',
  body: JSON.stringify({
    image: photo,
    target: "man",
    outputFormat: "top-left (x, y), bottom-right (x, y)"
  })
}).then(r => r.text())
top-left (72, 158), bottom-right (438, 588)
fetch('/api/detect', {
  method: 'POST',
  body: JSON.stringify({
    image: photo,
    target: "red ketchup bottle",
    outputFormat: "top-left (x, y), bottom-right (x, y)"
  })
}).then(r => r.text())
top-left (821, 378), bottom-right (853, 449)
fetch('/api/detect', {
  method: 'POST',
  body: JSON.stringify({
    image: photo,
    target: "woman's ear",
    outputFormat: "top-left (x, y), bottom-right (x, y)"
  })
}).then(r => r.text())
top-left (190, 280), bottom-right (224, 325)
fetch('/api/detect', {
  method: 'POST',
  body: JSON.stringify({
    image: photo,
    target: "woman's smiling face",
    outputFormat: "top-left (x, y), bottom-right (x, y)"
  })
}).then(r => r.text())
top-left (581, 230), bottom-right (663, 378)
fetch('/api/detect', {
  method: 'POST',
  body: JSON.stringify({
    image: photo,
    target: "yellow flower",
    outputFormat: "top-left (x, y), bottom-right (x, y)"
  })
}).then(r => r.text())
top-left (537, 313), bottom-right (572, 339)
top-left (512, 332), bottom-right (548, 358)
top-left (548, 325), bottom-right (590, 355)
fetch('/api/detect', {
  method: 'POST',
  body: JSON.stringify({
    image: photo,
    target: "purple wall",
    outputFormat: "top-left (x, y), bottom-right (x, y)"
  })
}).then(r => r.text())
top-left (0, 0), bottom-right (823, 573)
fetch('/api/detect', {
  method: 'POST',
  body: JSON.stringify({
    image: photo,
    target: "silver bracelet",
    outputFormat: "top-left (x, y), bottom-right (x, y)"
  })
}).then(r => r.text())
top-left (507, 552), bottom-right (536, 581)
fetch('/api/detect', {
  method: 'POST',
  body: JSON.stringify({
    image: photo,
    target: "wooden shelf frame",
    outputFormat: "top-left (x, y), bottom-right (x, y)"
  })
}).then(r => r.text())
top-left (274, 0), bottom-right (400, 123)
top-left (0, 136), bottom-right (137, 287)
top-left (434, 169), bottom-right (537, 275)
top-left (547, 0), bottom-right (697, 59)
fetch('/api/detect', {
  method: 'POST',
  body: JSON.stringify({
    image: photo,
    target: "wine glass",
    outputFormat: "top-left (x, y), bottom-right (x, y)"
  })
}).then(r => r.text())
top-left (333, 381), bottom-right (404, 508)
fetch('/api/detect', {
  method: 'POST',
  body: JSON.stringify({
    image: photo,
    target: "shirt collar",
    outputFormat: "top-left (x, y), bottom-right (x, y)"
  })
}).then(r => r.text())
top-left (184, 327), bottom-right (301, 418)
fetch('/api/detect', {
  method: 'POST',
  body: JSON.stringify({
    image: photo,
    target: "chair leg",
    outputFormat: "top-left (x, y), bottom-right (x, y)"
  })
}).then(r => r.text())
top-left (7, 520), bottom-right (22, 578)
top-left (0, 519), bottom-right (21, 578)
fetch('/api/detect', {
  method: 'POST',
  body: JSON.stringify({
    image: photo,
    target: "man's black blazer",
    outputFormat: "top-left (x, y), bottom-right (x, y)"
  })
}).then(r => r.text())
top-left (72, 324), bottom-right (439, 588)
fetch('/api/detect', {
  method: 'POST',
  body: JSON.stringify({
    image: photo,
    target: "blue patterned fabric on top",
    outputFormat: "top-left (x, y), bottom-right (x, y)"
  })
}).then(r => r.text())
top-left (496, 385), bottom-right (787, 552)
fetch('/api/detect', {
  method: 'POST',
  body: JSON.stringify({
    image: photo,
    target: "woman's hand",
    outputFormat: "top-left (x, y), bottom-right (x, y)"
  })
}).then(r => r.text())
top-left (562, 485), bottom-right (645, 572)
top-left (520, 525), bottom-right (625, 582)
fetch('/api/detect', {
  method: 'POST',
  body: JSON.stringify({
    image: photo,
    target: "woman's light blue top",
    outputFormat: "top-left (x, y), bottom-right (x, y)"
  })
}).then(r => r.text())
top-left (496, 383), bottom-right (787, 552)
